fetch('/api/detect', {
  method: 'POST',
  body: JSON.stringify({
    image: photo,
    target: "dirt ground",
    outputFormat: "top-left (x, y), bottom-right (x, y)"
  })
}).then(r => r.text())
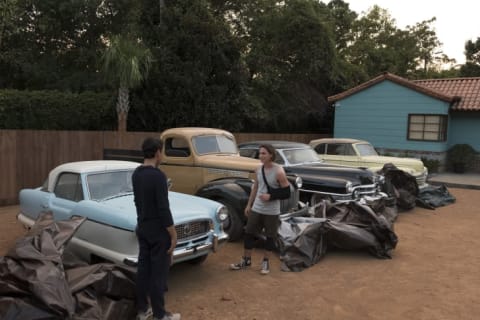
top-left (1, 187), bottom-right (480, 320)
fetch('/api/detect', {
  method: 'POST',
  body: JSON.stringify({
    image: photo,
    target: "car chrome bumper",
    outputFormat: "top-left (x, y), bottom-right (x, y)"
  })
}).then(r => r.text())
top-left (123, 232), bottom-right (228, 267)
top-left (300, 185), bottom-right (385, 202)
top-left (17, 212), bottom-right (34, 228)
top-left (279, 201), bottom-right (309, 220)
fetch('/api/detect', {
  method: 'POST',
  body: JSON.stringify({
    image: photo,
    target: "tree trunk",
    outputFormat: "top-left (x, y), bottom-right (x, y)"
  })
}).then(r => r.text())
top-left (116, 87), bottom-right (130, 132)
top-left (117, 111), bottom-right (128, 132)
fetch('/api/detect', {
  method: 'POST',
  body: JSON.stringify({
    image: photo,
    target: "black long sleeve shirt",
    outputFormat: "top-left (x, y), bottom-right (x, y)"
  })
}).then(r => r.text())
top-left (132, 165), bottom-right (174, 230)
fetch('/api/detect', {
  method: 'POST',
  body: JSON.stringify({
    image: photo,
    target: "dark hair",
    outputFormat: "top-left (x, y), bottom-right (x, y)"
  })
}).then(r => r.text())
top-left (142, 137), bottom-right (163, 159)
top-left (259, 144), bottom-right (276, 161)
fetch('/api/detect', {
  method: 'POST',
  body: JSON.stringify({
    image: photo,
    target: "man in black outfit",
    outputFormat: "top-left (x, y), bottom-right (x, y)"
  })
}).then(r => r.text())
top-left (132, 137), bottom-right (180, 320)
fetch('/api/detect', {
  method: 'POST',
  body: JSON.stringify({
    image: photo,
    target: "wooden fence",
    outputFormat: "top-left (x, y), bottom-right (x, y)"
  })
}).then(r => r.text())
top-left (0, 130), bottom-right (329, 205)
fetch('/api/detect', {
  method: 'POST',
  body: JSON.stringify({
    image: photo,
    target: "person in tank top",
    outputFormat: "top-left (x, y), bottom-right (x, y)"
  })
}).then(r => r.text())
top-left (229, 143), bottom-right (290, 275)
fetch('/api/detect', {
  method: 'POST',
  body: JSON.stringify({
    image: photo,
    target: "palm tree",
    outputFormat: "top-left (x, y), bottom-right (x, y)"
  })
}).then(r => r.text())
top-left (101, 35), bottom-right (152, 131)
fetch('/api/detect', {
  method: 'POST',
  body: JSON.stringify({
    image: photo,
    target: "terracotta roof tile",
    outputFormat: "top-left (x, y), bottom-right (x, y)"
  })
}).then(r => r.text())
top-left (328, 72), bottom-right (480, 112)
top-left (414, 77), bottom-right (480, 111)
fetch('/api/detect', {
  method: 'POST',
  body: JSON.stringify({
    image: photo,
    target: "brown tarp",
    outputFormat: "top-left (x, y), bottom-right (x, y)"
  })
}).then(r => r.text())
top-left (0, 212), bottom-right (137, 320)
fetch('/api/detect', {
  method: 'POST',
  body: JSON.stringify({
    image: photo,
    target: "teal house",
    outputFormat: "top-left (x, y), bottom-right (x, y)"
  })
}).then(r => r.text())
top-left (328, 72), bottom-right (480, 172)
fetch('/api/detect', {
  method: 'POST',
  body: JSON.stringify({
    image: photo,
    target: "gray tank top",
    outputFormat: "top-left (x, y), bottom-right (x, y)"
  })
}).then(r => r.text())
top-left (252, 164), bottom-right (282, 215)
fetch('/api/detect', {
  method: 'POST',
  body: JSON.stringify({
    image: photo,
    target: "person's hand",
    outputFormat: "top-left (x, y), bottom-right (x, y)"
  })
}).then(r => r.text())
top-left (259, 193), bottom-right (271, 201)
top-left (167, 242), bottom-right (175, 255)
top-left (167, 242), bottom-right (175, 265)
top-left (244, 205), bottom-right (251, 217)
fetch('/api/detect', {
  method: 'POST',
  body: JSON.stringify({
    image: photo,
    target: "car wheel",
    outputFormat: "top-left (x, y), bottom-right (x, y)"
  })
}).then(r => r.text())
top-left (217, 200), bottom-right (244, 242)
top-left (187, 254), bottom-right (208, 265)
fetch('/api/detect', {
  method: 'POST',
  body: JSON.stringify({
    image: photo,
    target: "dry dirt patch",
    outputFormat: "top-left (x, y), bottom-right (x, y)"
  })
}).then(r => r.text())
top-left (1, 188), bottom-right (479, 320)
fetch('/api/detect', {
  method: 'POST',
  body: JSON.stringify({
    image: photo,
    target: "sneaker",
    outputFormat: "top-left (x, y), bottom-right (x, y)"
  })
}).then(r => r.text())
top-left (136, 307), bottom-right (153, 320)
top-left (229, 256), bottom-right (251, 270)
top-left (260, 259), bottom-right (270, 275)
top-left (154, 312), bottom-right (181, 320)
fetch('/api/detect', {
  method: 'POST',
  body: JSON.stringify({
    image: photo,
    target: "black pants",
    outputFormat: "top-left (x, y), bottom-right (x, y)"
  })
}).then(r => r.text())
top-left (136, 226), bottom-right (171, 318)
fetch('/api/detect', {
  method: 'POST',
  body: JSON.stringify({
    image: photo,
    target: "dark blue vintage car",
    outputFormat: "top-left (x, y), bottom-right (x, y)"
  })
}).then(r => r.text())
top-left (238, 141), bottom-right (387, 206)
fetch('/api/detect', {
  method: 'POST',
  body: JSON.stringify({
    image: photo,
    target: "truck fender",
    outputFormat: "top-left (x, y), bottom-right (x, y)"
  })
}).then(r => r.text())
top-left (195, 178), bottom-right (252, 220)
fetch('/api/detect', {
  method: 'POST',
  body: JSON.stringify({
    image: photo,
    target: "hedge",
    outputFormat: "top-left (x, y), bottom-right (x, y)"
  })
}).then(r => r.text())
top-left (0, 89), bottom-right (117, 130)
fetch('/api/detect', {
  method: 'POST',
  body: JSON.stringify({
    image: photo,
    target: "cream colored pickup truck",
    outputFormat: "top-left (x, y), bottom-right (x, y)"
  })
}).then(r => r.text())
top-left (158, 127), bottom-right (306, 241)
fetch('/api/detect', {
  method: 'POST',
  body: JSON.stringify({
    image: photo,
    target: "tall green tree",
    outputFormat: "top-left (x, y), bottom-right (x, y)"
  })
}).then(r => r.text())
top-left (128, 0), bottom-right (250, 131)
top-left (326, 0), bottom-right (357, 55)
top-left (0, 0), bottom-right (18, 49)
top-left (244, 0), bottom-right (337, 131)
top-left (324, 0), bottom-right (368, 91)
top-left (209, 0), bottom-right (337, 132)
top-left (407, 18), bottom-right (444, 76)
top-left (0, 0), bottom-right (136, 90)
top-left (101, 35), bottom-right (152, 132)
top-left (344, 6), bottom-right (409, 77)
top-left (459, 37), bottom-right (480, 76)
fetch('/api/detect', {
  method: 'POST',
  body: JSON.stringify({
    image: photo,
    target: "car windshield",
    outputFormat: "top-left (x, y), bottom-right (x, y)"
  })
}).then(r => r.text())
top-left (281, 148), bottom-right (322, 165)
top-left (87, 170), bottom-right (134, 201)
top-left (356, 143), bottom-right (378, 156)
top-left (193, 134), bottom-right (238, 155)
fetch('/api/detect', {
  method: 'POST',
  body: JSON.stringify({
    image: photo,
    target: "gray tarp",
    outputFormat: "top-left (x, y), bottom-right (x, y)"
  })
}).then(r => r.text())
top-left (277, 166), bottom-right (457, 272)
top-left (278, 200), bottom-right (398, 272)
top-left (0, 212), bottom-right (137, 320)
top-left (380, 163), bottom-right (456, 210)
top-left (416, 184), bottom-right (456, 209)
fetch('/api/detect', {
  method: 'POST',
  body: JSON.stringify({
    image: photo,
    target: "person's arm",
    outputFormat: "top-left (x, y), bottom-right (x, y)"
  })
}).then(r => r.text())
top-left (156, 171), bottom-right (176, 256)
top-left (259, 166), bottom-right (290, 201)
top-left (166, 225), bottom-right (177, 255)
top-left (244, 168), bottom-right (259, 216)
top-left (166, 224), bottom-right (177, 266)
top-left (276, 166), bottom-right (290, 188)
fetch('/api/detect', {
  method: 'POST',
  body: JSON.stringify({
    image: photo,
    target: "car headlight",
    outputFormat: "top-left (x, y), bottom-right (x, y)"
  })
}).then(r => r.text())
top-left (295, 176), bottom-right (303, 189)
top-left (216, 205), bottom-right (229, 222)
top-left (346, 181), bottom-right (353, 193)
top-left (375, 174), bottom-right (385, 184)
top-left (352, 189), bottom-right (359, 199)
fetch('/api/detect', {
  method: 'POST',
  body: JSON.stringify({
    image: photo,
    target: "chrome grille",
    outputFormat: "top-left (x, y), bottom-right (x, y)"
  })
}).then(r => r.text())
top-left (415, 174), bottom-right (427, 186)
top-left (175, 220), bottom-right (211, 241)
top-left (354, 185), bottom-right (378, 197)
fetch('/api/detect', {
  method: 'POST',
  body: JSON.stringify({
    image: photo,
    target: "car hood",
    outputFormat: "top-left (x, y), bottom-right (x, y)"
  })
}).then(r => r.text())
top-left (361, 156), bottom-right (425, 174)
top-left (285, 164), bottom-right (375, 185)
top-left (98, 192), bottom-right (221, 230)
top-left (196, 154), bottom-right (259, 173)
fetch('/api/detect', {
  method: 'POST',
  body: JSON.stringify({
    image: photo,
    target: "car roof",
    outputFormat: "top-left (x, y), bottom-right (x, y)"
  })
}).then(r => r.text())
top-left (310, 138), bottom-right (368, 145)
top-left (47, 160), bottom-right (140, 192)
top-left (51, 160), bottom-right (140, 175)
top-left (238, 140), bottom-right (311, 149)
top-left (160, 127), bottom-right (235, 140)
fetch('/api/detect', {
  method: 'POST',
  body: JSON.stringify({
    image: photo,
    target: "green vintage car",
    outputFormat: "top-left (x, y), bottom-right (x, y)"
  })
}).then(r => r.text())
top-left (309, 138), bottom-right (428, 187)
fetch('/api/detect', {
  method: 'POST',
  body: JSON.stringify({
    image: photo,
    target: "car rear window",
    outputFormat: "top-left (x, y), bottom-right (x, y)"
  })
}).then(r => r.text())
top-left (193, 135), bottom-right (237, 155)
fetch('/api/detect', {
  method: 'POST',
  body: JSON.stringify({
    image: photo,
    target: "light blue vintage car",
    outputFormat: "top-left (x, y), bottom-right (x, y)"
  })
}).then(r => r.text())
top-left (17, 160), bottom-right (229, 266)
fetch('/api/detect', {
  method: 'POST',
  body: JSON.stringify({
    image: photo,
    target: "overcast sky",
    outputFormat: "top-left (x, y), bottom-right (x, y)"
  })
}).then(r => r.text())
top-left (343, 0), bottom-right (479, 64)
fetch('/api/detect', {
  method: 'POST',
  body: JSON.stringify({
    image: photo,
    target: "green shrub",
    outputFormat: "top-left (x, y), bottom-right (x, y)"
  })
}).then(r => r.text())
top-left (446, 144), bottom-right (477, 173)
top-left (0, 89), bottom-right (117, 130)
top-left (421, 157), bottom-right (440, 173)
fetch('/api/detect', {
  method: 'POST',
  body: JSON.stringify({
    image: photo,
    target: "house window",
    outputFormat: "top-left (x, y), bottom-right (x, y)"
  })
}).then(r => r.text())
top-left (408, 114), bottom-right (447, 141)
